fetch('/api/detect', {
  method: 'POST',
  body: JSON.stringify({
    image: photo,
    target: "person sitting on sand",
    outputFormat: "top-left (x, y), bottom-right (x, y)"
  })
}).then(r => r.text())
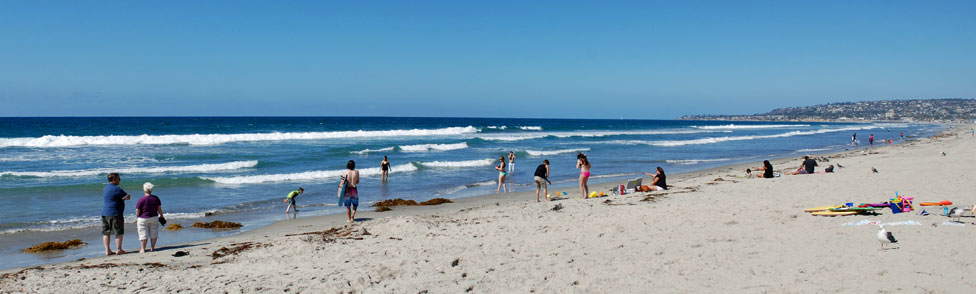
top-left (101, 173), bottom-right (131, 256)
top-left (339, 160), bottom-right (360, 223)
top-left (534, 159), bottom-right (550, 202)
top-left (642, 167), bottom-right (667, 191)
top-left (135, 182), bottom-right (164, 253)
top-left (577, 153), bottom-right (591, 199)
top-left (745, 168), bottom-right (753, 178)
top-left (754, 160), bottom-right (775, 178)
top-left (285, 187), bottom-right (303, 214)
top-left (793, 156), bottom-right (818, 175)
top-left (496, 156), bottom-right (508, 193)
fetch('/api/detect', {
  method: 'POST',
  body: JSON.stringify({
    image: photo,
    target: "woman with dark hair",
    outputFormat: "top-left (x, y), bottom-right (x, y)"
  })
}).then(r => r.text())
top-left (338, 160), bottom-right (360, 223)
top-left (380, 156), bottom-right (390, 181)
top-left (576, 153), bottom-right (591, 199)
top-left (495, 156), bottom-right (508, 193)
top-left (642, 167), bottom-right (667, 191)
top-left (757, 160), bottom-right (775, 178)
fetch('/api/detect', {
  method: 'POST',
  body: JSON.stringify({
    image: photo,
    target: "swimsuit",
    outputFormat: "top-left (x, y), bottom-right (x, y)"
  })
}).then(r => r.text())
top-left (500, 171), bottom-right (507, 177)
top-left (381, 162), bottom-right (389, 171)
top-left (580, 171), bottom-right (590, 178)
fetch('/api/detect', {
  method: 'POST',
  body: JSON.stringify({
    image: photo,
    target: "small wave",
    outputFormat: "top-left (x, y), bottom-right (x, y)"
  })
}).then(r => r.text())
top-left (399, 142), bottom-right (468, 152)
top-left (795, 148), bottom-right (831, 153)
top-left (691, 124), bottom-right (811, 130)
top-left (417, 159), bottom-right (495, 168)
top-left (352, 147), bottom-right (395, 154)
top-left (665, 158), bottom-right (732, 165)
top-left (486, 125), bottom-right (507, 130)
top-left (2, 161), bottom-right (259, 178)
top-left (604, 126), bottom-right (876, 147)
top-left (204, 163), bottom-right (418, 184)
top-left (525, 148), bottom-right (590, 156)
top-left (0, 126), bottom-right (480, 148)
top-left (473, 129), bottom-right (724, 142)
top-left (519, 126), bottom-right (543, 131)
top-left (436, 180), bottom-right (499, 195)
top-left (0, 211), bottom-right (216, 234)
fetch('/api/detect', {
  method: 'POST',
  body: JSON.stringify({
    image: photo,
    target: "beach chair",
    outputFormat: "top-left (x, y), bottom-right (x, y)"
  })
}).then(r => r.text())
top-left (625, 177), bottom-right (642, 193)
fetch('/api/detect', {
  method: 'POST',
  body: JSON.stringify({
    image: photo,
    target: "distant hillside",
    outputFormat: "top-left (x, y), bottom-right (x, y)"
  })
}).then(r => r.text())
top-left (679, 98), bottom-right (976, 122)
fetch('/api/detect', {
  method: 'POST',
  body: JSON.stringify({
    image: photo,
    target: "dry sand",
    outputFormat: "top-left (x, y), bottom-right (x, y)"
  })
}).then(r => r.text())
top-left (2, 126), bottom-right (975, 293)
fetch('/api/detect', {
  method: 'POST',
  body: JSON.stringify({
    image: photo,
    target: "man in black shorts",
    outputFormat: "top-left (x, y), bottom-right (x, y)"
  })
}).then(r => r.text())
top-left (796, 156), bottom-right (818, 174)
top-left (101, 173), bottom-right (131, 255)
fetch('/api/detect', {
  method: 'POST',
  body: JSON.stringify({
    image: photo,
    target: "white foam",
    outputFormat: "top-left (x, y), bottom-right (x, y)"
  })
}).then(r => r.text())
top-left (691, 124), bottom-right (811, 130)
top-left (0, 126), bottom-right (480, 148)
top-left (1, 210), bottom-right (216, 234)
top-left (352, 147), bottom-right (395, 154)
top-left (519, 126), bottom-right (543, 131)
top-left (474, 129), bottom-right (725, 142)
top-left (605, 126), bottom-right (877, 147)
top-left (796, 148), bottom-right (832, 153)
top-left (399, 142), bottom-right (468, 152)
top-left (525, 148), bottom-right (591, 156)
top-left (665, 158), bottom-right (732, 165)
top-left (417, 159), bottom-right (495, 168)
top-left (205, 163), bottom-right (418, 184)
top-left (2, 160), bottom-right (258, 178)
top-left (486, 125), bottom-right (507, 130)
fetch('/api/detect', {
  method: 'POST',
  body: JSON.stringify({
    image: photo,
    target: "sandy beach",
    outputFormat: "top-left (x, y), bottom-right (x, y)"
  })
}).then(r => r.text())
top-left (2, 125), bottom-right (974, 293)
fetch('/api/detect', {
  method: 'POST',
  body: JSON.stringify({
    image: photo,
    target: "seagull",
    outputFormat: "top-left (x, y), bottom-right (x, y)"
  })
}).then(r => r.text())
top-left (948, 207), bottom-right (965, 222)
top-left (836, 163), bottom-right (844, 168)
top-left (872, 167), bottom-right (879, 174)
top-left (877, 224), bottom-right (898, 250)
top-left (941, 152), bottom-right (947, 156)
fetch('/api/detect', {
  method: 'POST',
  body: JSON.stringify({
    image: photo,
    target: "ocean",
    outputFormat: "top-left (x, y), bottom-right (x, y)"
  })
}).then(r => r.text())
top-left (0, 117), bottom-right (943, 269)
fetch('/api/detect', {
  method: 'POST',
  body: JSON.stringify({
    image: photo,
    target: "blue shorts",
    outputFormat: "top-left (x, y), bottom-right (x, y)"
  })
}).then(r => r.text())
top-left (343, 196), bottom-right (359, 208)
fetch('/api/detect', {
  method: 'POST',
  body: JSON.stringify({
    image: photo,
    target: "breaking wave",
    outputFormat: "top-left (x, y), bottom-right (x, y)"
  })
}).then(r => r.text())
top-left (2, 161), bottom-right (259, 178)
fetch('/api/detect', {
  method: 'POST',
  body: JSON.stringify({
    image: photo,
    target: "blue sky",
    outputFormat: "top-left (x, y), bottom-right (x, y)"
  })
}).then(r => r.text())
top-left (0, 0), bottom-right (973, 118)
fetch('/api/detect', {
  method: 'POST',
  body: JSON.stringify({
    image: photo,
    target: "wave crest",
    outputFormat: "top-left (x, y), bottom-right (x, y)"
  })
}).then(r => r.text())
top-left (2, 161), bottom-right (259, 178)
top-left (399, 142), bottom-right (468, 152)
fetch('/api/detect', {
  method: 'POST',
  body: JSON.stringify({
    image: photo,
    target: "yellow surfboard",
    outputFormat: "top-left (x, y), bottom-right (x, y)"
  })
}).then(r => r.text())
top-left (811, 211), bottom-right (858, 216)
top-left (803, 205), bottom-right (843, 213)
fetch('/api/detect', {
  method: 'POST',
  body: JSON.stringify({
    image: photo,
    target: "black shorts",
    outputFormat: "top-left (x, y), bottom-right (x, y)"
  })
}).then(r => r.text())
top-left (101, 215), bottom-right (124, 236)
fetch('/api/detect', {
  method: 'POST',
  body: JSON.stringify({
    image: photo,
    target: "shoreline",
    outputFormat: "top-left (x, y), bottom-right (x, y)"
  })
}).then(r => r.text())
top-left (0, 125), bottom-right (948, 271)
top-left (2, 125), bottom-right (973, 292)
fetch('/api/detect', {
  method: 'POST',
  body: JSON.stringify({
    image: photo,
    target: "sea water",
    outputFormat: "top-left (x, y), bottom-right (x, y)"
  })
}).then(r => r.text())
top-left (0, 117), bottom-right (943, 268)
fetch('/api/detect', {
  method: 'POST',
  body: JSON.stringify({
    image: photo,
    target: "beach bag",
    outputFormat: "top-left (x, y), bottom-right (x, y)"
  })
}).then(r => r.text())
top-left (158, 216), bottom-right (167, 226)
top-left (639, 185), bottom-right (651, 192)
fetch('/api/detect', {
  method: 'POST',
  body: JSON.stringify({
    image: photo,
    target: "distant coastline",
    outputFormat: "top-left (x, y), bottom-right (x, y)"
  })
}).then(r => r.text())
top-left (679, 98), bottom-right (976, 123)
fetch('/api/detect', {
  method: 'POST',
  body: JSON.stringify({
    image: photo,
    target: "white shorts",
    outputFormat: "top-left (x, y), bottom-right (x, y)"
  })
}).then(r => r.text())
top-left (137, 217), bottom-right (160, 240)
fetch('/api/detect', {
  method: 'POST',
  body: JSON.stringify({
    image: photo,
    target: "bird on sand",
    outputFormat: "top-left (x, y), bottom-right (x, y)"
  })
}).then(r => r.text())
top-left (872, 167), bottom-right (879, 173)
top-left (941, 152), bottom-right (947, 156)
top-left (876, 224), bottom-right (897, 250)
top-left (947, 207), bottom-right (966, 222)
top-left (836, 163), bottom-right (844, 168)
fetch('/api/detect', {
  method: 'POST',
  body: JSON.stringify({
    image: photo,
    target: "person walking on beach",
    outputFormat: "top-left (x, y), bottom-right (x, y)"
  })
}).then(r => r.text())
top-left (338, 160), bottom-right (360, 223)
top-left (380, 156), bottom-right (390, 181)
top-left (533, 159), bottom-right (551, 202)
top-left (577, 153), bottom-right (591, 199)
top-left (642, 167), bottom-right (668, 191)
top-left (900, 132), bottom-right (904, 142)
top-left (284, 187), bottom-right (303, 214)
top-left (495, 156), bottom-right (508, 193)
top-left (852, 133), bottom-right (857, 146)
top-left (508, 151), bottom-right (516, 173)
top-left (869, 134), bottom-right (874, 147)
top-left (135, 182), bottom-right (164, 253)
top-left (101, 173), bottom-right (131, 255)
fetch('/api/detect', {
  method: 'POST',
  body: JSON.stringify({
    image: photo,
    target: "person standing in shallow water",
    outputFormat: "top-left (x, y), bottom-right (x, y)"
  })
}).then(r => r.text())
top-left (380, 156), bottom-right (390, 181)
top-left (508, 151), bottom-right (516, 174)
top-left (101, 173), bottom-right (131, 256)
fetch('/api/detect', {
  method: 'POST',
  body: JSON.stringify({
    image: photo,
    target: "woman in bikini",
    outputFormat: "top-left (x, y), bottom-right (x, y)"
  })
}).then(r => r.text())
top-left (577, 153), bottom-right (591, 199)
top-left (380, 156), bottom-right (390, 181)
top-left (495, 155), bottom-right (508, 193)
